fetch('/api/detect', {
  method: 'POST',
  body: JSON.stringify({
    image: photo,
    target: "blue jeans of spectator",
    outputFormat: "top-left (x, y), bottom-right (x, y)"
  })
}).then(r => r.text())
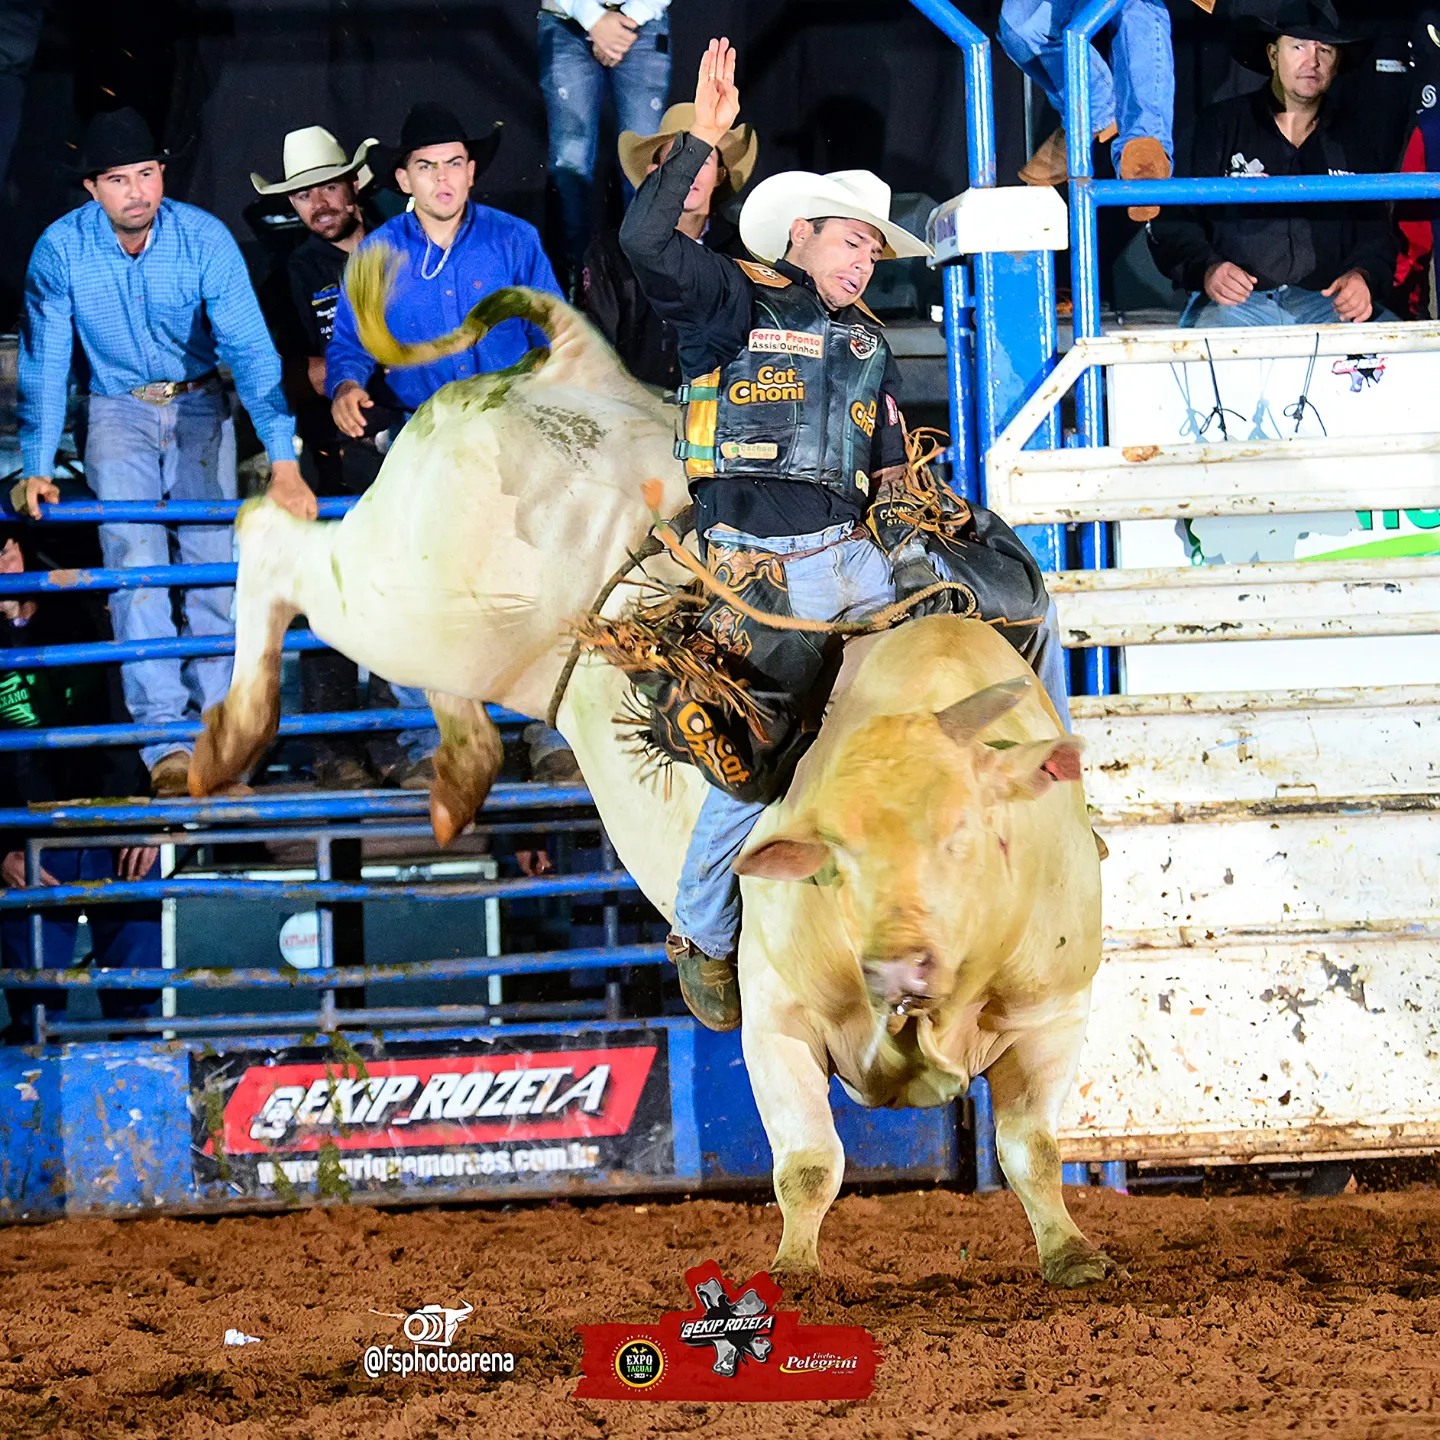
top-left (1180, 286), bottom-right (1396, 329)
top-left (998, 0), bottom-right (1174, 166)
top-left (673, 525), bottom-right (895, 961)
top-left (538, 8), bottom-right (671, 282)
top-left (85, 389), bottom-right (238, 772)
top-left (2, 847), bottom-right (163, 1040)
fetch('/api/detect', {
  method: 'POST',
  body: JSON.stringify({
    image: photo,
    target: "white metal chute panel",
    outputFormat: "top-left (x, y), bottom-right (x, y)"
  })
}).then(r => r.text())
top-left (995, 434), bottom-right (1440, 526)
top-left (1097, 801), bottom-right (1440, 942)
top-left (1058, 935), bottom-right (1440, 1162)
top-left (1073, 686), bottom-right (1440, 809)
top-left (1050, 557), bottom-right (1440, 647)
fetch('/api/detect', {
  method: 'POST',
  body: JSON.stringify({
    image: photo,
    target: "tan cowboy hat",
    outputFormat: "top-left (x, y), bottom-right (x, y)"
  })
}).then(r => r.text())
top-left (739, 169), bottom-right (932, 265)
top-left (617, 103), bottom-right (759, 200)
top-left (250, 126), bottom-right (376, 196)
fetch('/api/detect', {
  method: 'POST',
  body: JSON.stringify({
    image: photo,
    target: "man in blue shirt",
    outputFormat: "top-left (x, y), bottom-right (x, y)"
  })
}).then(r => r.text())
top-left (327, 103), bottom-right (578, 788)
top-left (15, 108), bottom-right (309, 798)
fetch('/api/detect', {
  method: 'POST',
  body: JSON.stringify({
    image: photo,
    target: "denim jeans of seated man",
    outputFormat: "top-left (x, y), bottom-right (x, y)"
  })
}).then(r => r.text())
top-left (84, 389), bottom-right (239, 772)
top-left (1181, 286), bottom-right (1396, 329)
top-left (538, 7), bottom-right (671, 285)
top-left (1, 847), bottom-right (162, 1042)
top-left (998, 0), bottom-right (1174, 166)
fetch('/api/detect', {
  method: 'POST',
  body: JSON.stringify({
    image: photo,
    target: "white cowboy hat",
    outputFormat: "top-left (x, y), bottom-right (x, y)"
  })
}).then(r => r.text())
top-left (739, 169), bottom-right (932, 264)
top-left (250, 126), bottom-right (376, 196)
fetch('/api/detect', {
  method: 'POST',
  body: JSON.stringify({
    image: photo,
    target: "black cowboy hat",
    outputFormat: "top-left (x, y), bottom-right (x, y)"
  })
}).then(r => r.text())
top-left (71, 107), bottom-right (175, 179)
top-left (368, 103), bottom-right (503, 188)
top-left (1230, 0), bottom-right (1373, 74)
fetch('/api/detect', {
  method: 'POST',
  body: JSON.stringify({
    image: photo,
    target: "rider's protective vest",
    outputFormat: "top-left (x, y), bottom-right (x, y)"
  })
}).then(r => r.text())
top-left (676, 260), bottom-right (891, 504)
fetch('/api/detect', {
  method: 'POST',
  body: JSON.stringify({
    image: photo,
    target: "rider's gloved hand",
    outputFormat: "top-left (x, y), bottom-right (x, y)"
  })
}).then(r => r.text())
top-left (892, 555), bottom-right (954, 618)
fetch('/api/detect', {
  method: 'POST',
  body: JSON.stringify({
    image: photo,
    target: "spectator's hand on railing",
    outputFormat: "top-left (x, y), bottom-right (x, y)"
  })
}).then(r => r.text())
top-left (515, 849), bottom-right (553, 877)
top-left (692, 37), bottom-right (740, 147)
top-left (590, 11), bottom-right (639, 67)
top-left (1, 851), bottom-right (57, 889)
top-left (331, 380), bottom-right (373, 438)
top-left (1203, 261), bottom-right (1257, 308)
top-left (267, 459), bottom-right (319, 521)
top-left (10, 476), bottom-right (59, 520)
top-left (116, 846), bottom-right (159, 882)
top-left (1323, 270), bottom-right (1373, 324)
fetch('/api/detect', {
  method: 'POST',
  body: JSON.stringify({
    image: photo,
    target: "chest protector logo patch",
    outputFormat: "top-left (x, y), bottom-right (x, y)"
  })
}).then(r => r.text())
top-left (849, 326), bottom-right (879, 360)
top-left (748, 329), bottom-right (825, 359)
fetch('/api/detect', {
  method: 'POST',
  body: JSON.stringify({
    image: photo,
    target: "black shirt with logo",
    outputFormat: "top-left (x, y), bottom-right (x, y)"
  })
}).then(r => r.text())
top-left (1148, 85), bottom-right (1398, 301)
top-left (620, 133), bottom-right (906, 540)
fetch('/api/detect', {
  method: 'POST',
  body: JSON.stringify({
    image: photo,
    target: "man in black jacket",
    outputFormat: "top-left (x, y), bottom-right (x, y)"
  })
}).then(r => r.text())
top-left (1148, 0), bottom-right (1396, 327)
top-left (582, 103), bottom-right (757, 390)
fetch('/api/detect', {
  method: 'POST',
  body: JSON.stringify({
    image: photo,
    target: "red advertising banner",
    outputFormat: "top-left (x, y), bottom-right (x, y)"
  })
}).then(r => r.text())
top-left (189, 1031), bottom-right (676, 1199)
top-left (576, 1262), bottom-right (881, 1402)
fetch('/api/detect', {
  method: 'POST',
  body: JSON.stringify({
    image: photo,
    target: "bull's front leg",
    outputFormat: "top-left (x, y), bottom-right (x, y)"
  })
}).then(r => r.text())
top-left (984, 1006), bottom-right (1117, 1288)
top-left (190, 513), bottom-right (296, 795)
top-left (427, 693), bottom-right (505, 847)
top-left (741, 973), bottom-right (844, 1282)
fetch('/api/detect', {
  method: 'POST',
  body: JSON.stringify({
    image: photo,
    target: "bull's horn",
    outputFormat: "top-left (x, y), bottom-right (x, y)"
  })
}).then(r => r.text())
top-left (934, 676), bottom-right (1030, 745)
top-left (345, 243), bottom-right (565, 368)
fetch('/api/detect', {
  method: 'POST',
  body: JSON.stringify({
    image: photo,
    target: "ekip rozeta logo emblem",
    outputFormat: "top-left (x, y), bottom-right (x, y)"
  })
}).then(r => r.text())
top-left (576, 1262), bottom-right (880, 1401)
top-left (363, 1299), bottom-right (516, 1381)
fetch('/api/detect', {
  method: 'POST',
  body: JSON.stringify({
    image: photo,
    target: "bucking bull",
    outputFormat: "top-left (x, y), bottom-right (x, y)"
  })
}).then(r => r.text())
top-left (192, 251), bottom-right (1114, 1288)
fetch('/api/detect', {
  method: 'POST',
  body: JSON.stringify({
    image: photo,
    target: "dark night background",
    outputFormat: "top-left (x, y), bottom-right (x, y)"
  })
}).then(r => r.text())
top-left (2, 0), bottom-right (1431, 312)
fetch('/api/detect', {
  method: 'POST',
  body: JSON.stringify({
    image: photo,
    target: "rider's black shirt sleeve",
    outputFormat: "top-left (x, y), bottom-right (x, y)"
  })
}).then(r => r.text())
top-left (620, 133), bottom-right (755, 380)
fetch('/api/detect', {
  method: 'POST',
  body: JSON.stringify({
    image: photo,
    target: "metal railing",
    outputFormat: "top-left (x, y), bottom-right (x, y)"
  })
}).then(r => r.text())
top-left (0, 486), bottom-right (655, 1041)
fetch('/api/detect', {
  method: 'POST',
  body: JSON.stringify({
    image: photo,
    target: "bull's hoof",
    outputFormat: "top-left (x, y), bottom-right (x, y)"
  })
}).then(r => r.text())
top-left (430, 782), bottom-right (475, 848)
top-left (769, 1262), bottom-right (822, 1298)
top-left (1042, 1240), bottom-right (1119, 1289)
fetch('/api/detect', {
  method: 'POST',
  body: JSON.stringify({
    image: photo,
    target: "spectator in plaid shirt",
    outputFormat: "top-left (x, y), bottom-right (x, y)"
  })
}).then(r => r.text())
top-left (14, 109), bottom-right (310, 798)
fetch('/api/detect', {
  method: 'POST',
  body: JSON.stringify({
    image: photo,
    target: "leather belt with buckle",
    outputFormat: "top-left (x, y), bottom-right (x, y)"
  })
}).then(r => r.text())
top-left (130, 372), bottom-right (219, 405)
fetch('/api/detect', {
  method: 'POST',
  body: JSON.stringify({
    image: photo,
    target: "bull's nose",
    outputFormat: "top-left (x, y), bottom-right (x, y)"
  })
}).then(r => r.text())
top-left (863, 951), bottom-right (937, 1006)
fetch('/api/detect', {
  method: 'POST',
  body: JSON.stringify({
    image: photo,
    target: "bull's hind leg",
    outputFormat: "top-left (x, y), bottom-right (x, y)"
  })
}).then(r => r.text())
top-left (984, 1008), bottom-right (1117, 1288)
top-left (190, 555), bottom-right (296, 796)
top-left (427, 693), bottom-right (504, 847)
top-left (742, 992), bottom-right (844, 1282)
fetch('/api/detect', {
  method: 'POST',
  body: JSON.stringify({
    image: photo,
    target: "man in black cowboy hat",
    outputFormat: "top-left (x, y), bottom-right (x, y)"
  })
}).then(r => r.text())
top-left (14, 107), bottom-right (309, 799)
top-left (324, 102), bottom-right (573, 790)
top-left (1149, 0), bottom-right (1396, 327)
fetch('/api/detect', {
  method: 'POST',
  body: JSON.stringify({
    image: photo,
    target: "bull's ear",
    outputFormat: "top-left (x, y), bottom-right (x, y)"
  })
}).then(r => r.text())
top-left (733, 834), bottom-right (830, 882)
top-left (984, 735), bottom-right (1086, 801)
top-left (935, 676), bottom-right (1031, 746)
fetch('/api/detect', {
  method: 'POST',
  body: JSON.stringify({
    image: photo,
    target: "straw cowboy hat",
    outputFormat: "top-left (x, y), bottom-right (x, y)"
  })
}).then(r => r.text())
top-left (617, 103), bottom-right (759, 200)
top-left (250, 126), bottom-right (375, 196)
top-left (738, 169), bottom-right (932, 264)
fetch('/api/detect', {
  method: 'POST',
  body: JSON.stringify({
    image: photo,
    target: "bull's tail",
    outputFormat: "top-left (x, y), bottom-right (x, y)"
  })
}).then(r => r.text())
top-left (345, 243), bottom-right (572, 368)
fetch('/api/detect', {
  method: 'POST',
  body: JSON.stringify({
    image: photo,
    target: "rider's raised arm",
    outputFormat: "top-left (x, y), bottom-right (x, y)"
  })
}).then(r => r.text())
top-left (619, 133), bottom-right (750, 374)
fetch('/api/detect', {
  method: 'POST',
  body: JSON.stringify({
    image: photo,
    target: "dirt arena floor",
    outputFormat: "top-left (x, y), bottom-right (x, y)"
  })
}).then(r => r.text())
top-left (1, 1183), bottom-right (1437, 1440)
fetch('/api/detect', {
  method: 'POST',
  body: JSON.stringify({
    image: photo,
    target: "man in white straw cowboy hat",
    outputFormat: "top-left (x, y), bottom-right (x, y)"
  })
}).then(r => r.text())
top-left (251, 127), bottom-right (377, 408)
top-left (252, 125), bottom-right (416, 790)
top-left (582, 101), bottom-right (758, 389)
top-left (617, 38), bottom-right (938, 1028)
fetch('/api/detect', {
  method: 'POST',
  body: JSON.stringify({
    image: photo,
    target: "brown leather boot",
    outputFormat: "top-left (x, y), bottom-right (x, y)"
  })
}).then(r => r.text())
top-left (1119, 136), bottom-right (1171, 222)
top-left (666, 933), bottom-right (741, 1032)
top-left (1019, 123), bottom-right (1118, 186)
